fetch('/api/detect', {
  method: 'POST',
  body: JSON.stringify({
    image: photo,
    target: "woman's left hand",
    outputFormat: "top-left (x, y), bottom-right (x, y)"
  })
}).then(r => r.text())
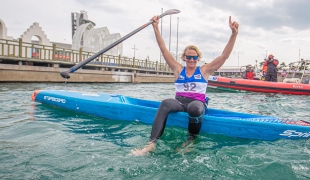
top-left (229, 16), bottom-right (239, 35)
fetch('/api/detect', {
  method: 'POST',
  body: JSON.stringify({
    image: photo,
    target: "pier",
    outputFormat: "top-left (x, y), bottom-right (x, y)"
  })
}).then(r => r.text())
top-left (0, 38), bottom-right (175, 83)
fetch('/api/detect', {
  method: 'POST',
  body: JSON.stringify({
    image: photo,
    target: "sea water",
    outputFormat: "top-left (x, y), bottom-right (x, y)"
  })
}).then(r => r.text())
top-left (0, 83), bottom-right (309, 179)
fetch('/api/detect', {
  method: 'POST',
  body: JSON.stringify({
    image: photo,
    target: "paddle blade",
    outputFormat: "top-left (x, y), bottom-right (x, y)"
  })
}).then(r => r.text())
top-left (164, 9), bottom-right (181, 15)
top-left (60, 70), bottom-right (70, 79)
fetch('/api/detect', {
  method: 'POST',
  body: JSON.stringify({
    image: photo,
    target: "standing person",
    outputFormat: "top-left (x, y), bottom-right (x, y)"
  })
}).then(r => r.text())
top-left (264, 54), bottom-right (279, 82)
top-left (242, 65), bottom-right (255, 80)
top-left (131, 15), bottom-right (239, 156)
top-left (261, 58), bottom-right (268, 80)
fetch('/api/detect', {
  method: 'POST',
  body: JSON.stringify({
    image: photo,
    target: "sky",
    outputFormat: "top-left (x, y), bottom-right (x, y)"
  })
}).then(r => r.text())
top-left (1, 0), bottom-right (310, 67)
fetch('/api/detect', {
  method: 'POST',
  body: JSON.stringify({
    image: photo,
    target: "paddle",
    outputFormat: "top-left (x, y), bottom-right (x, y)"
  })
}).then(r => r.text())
top-left (60, 9), bottom-right (181, 79)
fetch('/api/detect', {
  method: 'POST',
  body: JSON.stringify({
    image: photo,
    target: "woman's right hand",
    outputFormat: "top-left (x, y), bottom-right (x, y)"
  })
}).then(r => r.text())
top-left (151, 16), bottom-right (159, 28)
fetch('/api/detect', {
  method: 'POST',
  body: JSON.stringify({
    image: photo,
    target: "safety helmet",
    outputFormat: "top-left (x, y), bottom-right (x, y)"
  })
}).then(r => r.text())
top-left (268, 54), bottom-right (274, 58)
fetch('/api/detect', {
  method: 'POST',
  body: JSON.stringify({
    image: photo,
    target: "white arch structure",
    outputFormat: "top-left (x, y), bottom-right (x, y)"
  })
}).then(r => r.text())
top-left (0, 19), bottom-right (13, 40)
top-left (20, 22), bottom-right (51, 45)
top-left (72, 23), bottom-right (122, 56)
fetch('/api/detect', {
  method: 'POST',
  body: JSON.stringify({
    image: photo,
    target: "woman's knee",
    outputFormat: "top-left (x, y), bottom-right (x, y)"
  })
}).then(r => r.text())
top-left (187, 101), bottom-right (204, 116)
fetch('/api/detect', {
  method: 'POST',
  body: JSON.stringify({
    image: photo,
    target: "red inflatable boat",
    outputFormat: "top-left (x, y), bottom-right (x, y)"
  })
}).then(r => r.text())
top-left (208, 76), bottom-right (310, 95)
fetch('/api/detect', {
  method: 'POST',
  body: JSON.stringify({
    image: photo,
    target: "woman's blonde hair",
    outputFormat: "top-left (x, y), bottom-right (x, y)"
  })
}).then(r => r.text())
top-left (180, 45), bottom-right (202, 61)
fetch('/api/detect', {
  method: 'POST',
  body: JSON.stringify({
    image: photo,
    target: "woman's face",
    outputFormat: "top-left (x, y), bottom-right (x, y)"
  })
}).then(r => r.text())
top-left (184, 49), bottom-right (198, 68)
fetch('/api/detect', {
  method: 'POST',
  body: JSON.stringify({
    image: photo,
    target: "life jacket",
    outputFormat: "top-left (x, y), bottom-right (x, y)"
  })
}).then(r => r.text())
top-left (262, 64), bottom-right (267, 72)
top-left (245, 70), bottom-right (255, 80)
top-left (264, 59), bottom-right (279, 67)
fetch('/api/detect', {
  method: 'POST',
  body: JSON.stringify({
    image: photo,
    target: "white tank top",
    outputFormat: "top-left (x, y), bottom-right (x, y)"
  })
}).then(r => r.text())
top-left (175, 66), bottom-right (208, 102)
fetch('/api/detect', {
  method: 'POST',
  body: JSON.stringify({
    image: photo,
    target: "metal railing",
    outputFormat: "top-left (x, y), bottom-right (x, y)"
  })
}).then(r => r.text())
top-left (0, 38), bottom-right (171, 72)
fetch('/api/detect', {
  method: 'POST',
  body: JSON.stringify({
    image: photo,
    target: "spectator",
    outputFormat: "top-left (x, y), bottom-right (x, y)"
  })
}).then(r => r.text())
top-left (242, 64), bottom-right (255, 80)
top-left (264, 54), bottom-right (279, 82)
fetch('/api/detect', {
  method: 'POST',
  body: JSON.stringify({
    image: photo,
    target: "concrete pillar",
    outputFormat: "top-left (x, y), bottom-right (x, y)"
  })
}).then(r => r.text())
top-left (18, 38), bottom-right (22, 58)
top-left (53, 64), bottom-right (59, 68)
top-left (118, 54), bottom-right (121, 66)
top-left (132, 70), bottom-right (137, 83)
top-left (156, 61), bottom-right (158, 71)
top-left (52, 44), bottom-right (56, 60)
top-left (79, 47), bottom-right (83, 62)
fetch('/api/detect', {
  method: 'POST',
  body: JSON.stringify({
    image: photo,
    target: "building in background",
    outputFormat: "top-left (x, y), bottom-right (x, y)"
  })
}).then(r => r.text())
top-left (71, 10), bottom-right (122, 56)
top-left (1, 10), bottom-right (123, 59)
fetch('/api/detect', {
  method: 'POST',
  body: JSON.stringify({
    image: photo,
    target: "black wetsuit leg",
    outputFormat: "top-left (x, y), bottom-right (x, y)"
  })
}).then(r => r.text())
top-left (176, 96), bottom-right (206, 140)
top-left (149, 98), bottom-right (184, 142)
top-left (264, 72), bottom-right (271, 81)
top-left (186, 100), bottom-right (205, 140)
top-left (265, 63), bottom-right (278, 82)
top-left (271, 70), bottom-right (278, 82)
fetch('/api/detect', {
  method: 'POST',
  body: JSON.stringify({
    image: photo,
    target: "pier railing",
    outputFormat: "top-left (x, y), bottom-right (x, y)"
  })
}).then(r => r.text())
top-left (0, 38), bottom-right (171, 72)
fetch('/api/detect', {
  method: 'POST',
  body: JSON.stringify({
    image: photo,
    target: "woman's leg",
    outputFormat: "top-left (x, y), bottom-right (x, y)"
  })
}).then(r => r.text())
top-left (131, 98), bottom-right (183, 156)
top-left (149, 98), bottom-right (184, 142)
top-left (186, 100), bottom-right (205, 140)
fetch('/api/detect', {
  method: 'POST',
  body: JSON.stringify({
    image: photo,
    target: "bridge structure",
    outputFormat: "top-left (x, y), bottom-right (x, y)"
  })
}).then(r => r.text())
top-left (0, 38), bottom-right (248, 82)
top-left (0, 38), bottom-right (178, 83)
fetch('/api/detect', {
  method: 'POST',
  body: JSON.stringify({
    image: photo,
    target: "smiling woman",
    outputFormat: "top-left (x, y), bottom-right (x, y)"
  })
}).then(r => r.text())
top-left (131, 15), bottom-right (239, 156)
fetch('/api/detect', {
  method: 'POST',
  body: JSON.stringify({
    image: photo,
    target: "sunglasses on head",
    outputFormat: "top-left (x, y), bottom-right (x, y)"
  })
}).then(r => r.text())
top-left (185, 55), bottom-right (199, 61)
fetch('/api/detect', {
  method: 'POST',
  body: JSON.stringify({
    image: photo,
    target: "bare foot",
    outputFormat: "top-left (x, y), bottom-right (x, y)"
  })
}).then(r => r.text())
top-left (175, 139), bottom-right (194, 153)
top-left (130, 142), bottom-right (156, 156)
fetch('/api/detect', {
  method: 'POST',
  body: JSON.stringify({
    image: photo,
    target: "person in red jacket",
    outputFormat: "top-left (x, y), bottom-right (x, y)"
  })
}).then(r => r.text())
top-left (242, 64), bottom-right (255, 80)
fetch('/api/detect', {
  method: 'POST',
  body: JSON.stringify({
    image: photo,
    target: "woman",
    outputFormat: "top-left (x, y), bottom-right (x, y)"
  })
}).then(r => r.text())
top-left (131, 15), bottom-right (239, 156)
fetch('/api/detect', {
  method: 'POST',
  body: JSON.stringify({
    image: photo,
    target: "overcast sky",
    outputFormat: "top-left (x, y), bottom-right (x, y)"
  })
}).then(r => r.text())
top-left (1, 0), bottom-right (309, 67)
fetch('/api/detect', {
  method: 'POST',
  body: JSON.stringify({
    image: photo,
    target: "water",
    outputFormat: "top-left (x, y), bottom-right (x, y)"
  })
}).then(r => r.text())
top-left (0, 83), bottom-right (310, 179)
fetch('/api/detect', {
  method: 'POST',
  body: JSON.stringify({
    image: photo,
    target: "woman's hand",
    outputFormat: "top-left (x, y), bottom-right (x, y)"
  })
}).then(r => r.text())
top-left (229, 16), bottom-right (239, 35)
top-left (151, 16), bottom-right (159, 28)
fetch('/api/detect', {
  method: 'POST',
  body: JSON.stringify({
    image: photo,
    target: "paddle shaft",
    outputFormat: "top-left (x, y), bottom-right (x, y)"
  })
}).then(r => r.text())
top-left (60, 9), bottom-right (180, 79)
